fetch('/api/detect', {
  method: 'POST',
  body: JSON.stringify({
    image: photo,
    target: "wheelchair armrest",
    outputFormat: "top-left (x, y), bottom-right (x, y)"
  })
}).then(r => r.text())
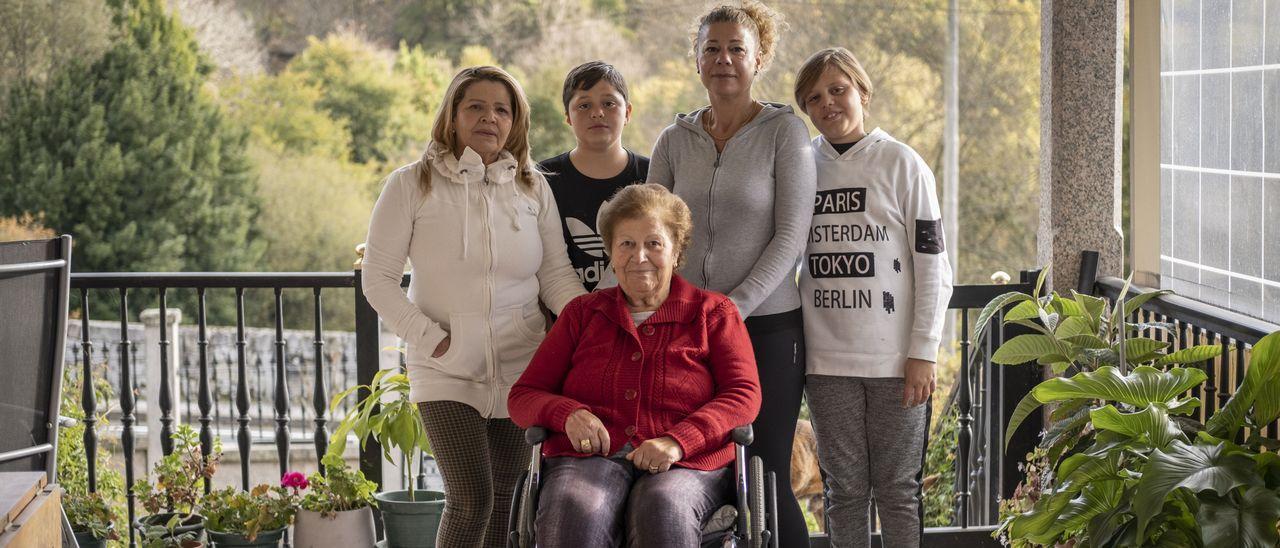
top-left (525, 426), bottom-right (548, 446)
top-left (730, 425), bottom-right (753, 446)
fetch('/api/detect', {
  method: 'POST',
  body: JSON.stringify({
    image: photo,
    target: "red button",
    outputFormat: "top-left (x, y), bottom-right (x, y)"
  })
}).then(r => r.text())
top-left (624, 389), bottom-right (637, 400)
top-left (625, 425), bottom-right (637, 436)
top-left (643, 325), bottom-right (655, 336)
top-left (631, 351), bottom-right (642, 361)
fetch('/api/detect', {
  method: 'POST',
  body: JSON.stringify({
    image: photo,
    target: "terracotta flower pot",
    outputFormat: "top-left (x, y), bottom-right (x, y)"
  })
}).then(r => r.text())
top-left (292, 506), bottom-right (377, 548)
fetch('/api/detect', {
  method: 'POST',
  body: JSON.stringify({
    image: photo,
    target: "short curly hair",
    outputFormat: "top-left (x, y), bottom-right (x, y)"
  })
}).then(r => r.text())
top-left (597, 184), bottom-right (693, 269)
top-left (690, 1), bottom-right (788, 72)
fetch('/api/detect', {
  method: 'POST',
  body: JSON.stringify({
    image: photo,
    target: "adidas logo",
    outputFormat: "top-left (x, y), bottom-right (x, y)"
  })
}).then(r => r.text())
top-left (566, 217), bottom-right (606, 258)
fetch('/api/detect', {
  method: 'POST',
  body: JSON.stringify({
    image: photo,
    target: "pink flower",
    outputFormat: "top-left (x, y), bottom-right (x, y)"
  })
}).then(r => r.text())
top-left (281, 471), bottom-right (309, 490)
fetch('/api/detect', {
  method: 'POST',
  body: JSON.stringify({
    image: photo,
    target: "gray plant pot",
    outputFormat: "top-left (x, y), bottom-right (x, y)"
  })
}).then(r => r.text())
top-left (373, 490), bottom-right (445, 548)
top-left (293, 506), bottom-right (377, 548)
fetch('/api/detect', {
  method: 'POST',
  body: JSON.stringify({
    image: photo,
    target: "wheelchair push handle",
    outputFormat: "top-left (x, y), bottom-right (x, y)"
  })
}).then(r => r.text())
top-left (731, 425), bottom-right (753, 446)
top-left (525, 426), bottom-right (548, 446)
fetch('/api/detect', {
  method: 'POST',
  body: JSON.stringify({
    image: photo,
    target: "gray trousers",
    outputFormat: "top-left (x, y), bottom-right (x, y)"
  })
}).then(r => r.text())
top-left (534, 454), bottom-right (731, 547)
top-left (806, 375), bottom-right (930, 548)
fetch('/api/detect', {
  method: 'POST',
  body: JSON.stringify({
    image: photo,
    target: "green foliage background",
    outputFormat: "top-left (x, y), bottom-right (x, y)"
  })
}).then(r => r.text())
top-left (0, 0), bottom-right (1041, 322)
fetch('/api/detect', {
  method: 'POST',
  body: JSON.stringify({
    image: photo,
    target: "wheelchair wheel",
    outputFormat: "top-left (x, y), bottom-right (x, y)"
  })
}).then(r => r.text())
top-left (748, 456), bottom-right (765, 548)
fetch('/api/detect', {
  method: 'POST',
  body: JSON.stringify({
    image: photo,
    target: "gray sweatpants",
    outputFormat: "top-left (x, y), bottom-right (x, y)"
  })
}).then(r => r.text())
top-left (806, 375), bottom-right (929, 548)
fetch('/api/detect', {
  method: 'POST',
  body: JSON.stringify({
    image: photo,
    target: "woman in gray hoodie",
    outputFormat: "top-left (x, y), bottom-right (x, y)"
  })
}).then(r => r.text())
top-left (646, 2), bottom-right (817, 544)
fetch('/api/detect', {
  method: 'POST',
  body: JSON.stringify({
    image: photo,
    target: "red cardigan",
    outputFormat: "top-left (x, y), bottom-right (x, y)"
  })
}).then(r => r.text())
top-left (508, 275), bottom-right (761, 470)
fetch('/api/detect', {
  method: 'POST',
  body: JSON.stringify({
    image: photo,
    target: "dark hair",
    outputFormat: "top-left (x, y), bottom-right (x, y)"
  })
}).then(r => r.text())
top-left (560, 61), bottom-right (631, 114)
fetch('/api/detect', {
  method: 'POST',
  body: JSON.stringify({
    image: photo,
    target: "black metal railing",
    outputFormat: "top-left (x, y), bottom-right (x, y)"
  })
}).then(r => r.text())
top-left (70, 272), bottom-right (369, 547)
top-left (69, 267), bottom-right (1043, 546)
top-left (944, 269), bottom-right (1043, 529)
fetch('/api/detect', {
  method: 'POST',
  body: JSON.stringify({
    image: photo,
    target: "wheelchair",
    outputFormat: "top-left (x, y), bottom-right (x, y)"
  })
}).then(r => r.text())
top-left (507, 425), bottom-right (778, 548)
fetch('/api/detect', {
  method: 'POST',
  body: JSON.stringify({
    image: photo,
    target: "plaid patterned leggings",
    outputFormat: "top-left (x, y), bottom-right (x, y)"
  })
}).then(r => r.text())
top-left (418, 400), bottom-right (530, 548)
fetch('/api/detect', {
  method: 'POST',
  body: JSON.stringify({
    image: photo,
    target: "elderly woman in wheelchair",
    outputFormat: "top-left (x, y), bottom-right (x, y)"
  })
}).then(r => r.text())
top-left (508, 184), bottom-right (768, 547)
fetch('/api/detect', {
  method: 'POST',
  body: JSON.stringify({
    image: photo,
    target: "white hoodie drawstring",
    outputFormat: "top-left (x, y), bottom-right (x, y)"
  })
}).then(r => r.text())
top-left (460, 169), bottom-right (471, 259)
top-left (508, 167), bottom-right (521, 231)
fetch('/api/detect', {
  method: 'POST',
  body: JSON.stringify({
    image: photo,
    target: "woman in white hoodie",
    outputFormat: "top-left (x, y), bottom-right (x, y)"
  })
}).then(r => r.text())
top-left (363, 66), bottom-right (586, 547)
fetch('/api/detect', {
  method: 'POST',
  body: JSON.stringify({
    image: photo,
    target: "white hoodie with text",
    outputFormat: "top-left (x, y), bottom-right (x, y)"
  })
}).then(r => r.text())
top-left (800, 128), bottom-right (954, 378)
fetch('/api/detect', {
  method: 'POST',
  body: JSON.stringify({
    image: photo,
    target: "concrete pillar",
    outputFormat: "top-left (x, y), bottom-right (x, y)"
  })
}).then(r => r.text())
top-left (1037, 0), bottom-right (1126, 292)
top-left (141, 307), bottom-right (182, 473)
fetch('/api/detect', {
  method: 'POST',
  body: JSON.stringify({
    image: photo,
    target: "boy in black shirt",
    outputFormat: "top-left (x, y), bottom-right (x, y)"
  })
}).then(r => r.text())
top-left (540, 61), bottom-right (649, 290)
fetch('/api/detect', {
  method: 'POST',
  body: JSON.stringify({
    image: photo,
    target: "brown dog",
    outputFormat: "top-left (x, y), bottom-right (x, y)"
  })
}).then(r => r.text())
top-left (792, 419), bottom-right (825, 532)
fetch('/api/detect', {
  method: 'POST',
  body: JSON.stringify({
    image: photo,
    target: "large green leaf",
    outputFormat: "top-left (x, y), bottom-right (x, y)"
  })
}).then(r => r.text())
top-left (973, 291), bottom-right (1036, 344)
top-left (1195, 487), bottom-right (1280, 548)
top-left (1063, 333), bottom-right (1110, 349)
top-left (1072, 291), bottom-right (1109, 334)
top-left (1133, 440), bottom-right (1263, 539)
top-left (1005, 299), bottom-right (1041, 321)
top-left (1003, 366), bottom-right (1206, 450)
top-left (1053, 296), bottom-right (1087, 317)
top-left (1123, 289), bottom-right (1174, 318)
top-left (1056, 315), bottom-right (1097, 339)
top-left (1153, 345), bottom-right (1224, 367)
top-left (1005, 389), bottom-right (1045, 449)
top-left (1056, 480), bottom-right (1125, 540)
top-left (1008, 453), bottom-right (1126, 544)
top-left (1208, 332), bottom-right (1280, 439)
top-left (1123, 338), bottom-right (1170, 363)
top-left (992, 334), bottom-right (1061, 364)
top-left (1090, 404), bottom-right (1186, 449)
top-left (1032, 366), bottom-right (1206, 408)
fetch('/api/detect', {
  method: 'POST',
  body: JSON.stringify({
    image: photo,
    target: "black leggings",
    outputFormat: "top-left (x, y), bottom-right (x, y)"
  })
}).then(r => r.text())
top-left (744, 309), bottom-right (809, 547)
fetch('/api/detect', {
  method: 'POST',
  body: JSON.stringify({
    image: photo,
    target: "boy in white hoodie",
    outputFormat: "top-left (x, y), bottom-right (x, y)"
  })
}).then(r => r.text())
top-left (794, 48), bottom-right (953, 548)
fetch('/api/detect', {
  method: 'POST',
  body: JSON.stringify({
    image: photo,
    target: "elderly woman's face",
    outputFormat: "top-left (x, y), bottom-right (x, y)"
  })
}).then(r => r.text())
top-left (609, 215), bottom-right (676, 301)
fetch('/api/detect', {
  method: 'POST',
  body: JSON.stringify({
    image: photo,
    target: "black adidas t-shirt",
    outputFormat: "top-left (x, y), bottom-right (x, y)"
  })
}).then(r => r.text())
top-left (539, 150), bottom-right (649, 291)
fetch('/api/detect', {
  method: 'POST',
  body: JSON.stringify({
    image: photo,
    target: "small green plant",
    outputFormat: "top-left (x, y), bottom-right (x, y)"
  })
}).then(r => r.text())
top-left (63, 490), bottom-right (119, 541)
top-left (985, 269), bottom-right (1280, 546)
top-left (300, 453), bottom-right (378, 516)
top-left (133, 424), bottom-right (220, 518)
top-left (326, 368), bottom-right (430, 499)
top-left (137, 514), bottom-right (197, 548)
top-left (922, 408), bottom-right (957, 528)
top-left (201, 484), bottom-right (297, 540)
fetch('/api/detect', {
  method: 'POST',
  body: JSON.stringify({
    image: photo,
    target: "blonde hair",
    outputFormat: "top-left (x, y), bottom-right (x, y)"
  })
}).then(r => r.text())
top-left (598, 184), bottom-right (694, 269)
top-left (690, 1), bottom-right (787, 72)
top-left (793, 47), bottom-right (874, 116)
top-left (419, 66), bottom-right (538, 192)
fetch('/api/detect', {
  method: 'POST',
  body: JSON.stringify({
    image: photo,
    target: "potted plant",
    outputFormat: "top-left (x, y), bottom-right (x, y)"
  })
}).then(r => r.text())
top-left (983, 271), bottom-right (1280, 546)
top-left (200, 483), bottom-right (297, 547)
top-left (292, 454), bottom-right (379, 548)
top-left (327, 368), bottom-right (443, 547)
top-left (63, 490), bottom-right (120, 548)
top-left (134, 424), bottom-right (220, 542)
top-left (138, 514), bottom-right (203, 548)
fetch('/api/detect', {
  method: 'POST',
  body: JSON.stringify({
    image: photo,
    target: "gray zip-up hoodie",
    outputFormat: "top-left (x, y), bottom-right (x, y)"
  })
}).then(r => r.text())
top-left (647, 103), bottom-right (817, 317)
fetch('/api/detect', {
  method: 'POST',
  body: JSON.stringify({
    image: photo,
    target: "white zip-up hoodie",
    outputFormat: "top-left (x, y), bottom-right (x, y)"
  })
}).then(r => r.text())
top-left (363, 142), bottom-right (586, 418)
top-left (800, 128), bottom-right (954, 378)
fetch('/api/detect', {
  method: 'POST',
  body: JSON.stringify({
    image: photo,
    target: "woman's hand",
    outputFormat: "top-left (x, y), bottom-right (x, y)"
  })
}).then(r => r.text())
top-left (432, 336), bottom-right (451, 358)
top-left (627, 436), bottom-right (684, 474)
top-left (903, 358), bottom-right (937, 408)
top-left (564, 409), bottom-right (610, 455)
